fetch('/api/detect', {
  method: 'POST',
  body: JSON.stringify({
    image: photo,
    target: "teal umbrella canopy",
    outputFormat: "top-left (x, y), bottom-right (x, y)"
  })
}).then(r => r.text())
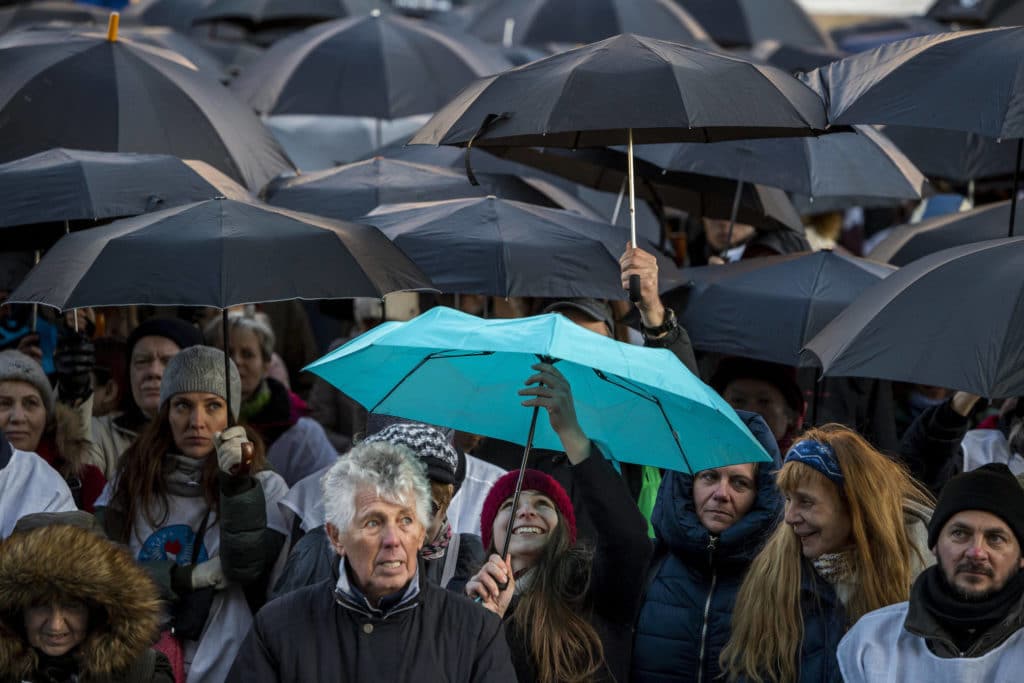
top-left (306, 306), bottom-right (771, 473)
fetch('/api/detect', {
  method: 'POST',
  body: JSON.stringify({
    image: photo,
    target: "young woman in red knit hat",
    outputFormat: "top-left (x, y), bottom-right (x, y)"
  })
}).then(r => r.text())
top-left (466, 361), bottom-right (652, 683)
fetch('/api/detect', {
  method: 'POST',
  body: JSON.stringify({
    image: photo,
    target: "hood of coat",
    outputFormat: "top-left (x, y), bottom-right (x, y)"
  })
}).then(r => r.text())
top-left (0, 524), bottom-right (162, 679)
top-left (652, 411), bottom-right (783, 567)
top-left (903, 498), bottom-right (935, 579)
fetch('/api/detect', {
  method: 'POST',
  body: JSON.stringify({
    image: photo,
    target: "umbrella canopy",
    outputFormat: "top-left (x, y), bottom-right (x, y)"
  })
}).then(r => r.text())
top-left (464, 0), bottom-right (714, 48)
top-left (262, 156), bottom-right (600, 221)
top-left (265, 115), bottom-right (428, 170)
top-left (801, 27), bottom-right (1024, 140)
top-left (232, 12), bottom-right (509, 120)
top-left (867, 200), bottom-right (1023, 266)
top-left (743, 39), bottom-right (844, 74)
top-left (926, 0), bottom-right (1016, 25)
top-left (193, 0), bottom-right (379, 29)
top-left (411, 33), bottom-right (830, 149)
top-left (126, 0), bottom-right (215, 33)
top-left (882, 125), bottom-right (1020, 185)
top-left (829, 16), bottom-right (948, 54)
top-left (306, 306), bottom-right (771, 473)
top-left (118, 26), bottom-right (229, 82)
top-left (0, 148), bottom-right (249, 231)
top-left (5, 196), bottom-right (433, 310)
top-left (634, 125), bottom-right (928, 201)
top-left (497, 145), bottom-right (805, 232)
top-left (672, 0), bottom-right (831, 49)
top-left (0, 26), bottom-right (294, 190)
top-left (664, 251), bottom-right (896, 366)
top-left (360, 195), bottom-right (679, 299)
top-left (803, 237), bottom-right (1024, 398)
top-left (0, 2), bottom-right (109, 34)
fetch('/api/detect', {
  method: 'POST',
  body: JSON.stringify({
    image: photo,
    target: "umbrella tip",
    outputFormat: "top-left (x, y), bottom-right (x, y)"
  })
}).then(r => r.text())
top-left (107, 12), bottom-right (120, 43)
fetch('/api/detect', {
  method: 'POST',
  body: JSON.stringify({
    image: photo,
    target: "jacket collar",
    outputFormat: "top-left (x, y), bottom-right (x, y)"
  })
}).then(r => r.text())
top-left (334, 558), bottom-right (421, 620)
top-left (904, 572), bottom-right (1024, 657)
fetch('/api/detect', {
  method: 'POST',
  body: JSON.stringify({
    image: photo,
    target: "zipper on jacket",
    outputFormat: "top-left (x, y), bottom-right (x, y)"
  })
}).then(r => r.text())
top-left (697, 536), bottom-right (719, 683)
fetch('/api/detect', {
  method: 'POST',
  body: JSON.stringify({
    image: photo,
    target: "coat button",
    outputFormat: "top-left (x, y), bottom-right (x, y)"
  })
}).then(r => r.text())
top-left (363, 623), bottom-right (373, 634)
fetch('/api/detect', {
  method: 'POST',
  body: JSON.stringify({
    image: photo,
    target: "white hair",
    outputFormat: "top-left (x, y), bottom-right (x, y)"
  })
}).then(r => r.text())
top-left (321, 440), bottom-right (433, 533)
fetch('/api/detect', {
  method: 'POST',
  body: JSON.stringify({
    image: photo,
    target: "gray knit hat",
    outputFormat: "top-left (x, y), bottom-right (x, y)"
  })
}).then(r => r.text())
top-left (0, 350), bottom-right (54, 416)
top-left (159, 346), bottom-right (241, 420)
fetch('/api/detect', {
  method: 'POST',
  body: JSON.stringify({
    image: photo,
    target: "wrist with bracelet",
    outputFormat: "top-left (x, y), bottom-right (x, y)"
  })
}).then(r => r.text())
top-left (641, 307), bottom-right (677, 338)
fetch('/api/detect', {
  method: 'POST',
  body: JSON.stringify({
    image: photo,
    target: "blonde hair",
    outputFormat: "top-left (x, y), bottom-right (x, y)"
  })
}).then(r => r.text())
top-left (721, 424), bottom-right (933, 683)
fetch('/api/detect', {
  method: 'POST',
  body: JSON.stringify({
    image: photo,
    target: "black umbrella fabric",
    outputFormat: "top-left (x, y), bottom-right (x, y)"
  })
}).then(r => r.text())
top-left (5, 197), bottom-right (434, 310)
top-left (0, 148), bottom-right (249, 231)
top-left (126, 0), bottom-right (214, 33)
top-left (867, 200), bottom-right (1023, 266)
top-left (926, 0), bottom-right (1016, 25)
top-left (262, 157), bottom-right (599, 221)
top-left (119, 26), bottom-right (229, 82)
top-left (803, 237), bottom-right (1024, 398)
top-left (881, 125), bottom-right (1020, 185)
top-left (634, 125), bottom-right (927, 202)
top-left (497, 145), bottom-right (805, 232)
top-left (672, 0), bottom-right (831, 49)
top-left (744, 39), bottom-right (844, 74)
top-left (801, 28), bottom-right (1024, 141)
top-left (359, 195), bottom-right (681, 299)
top-left (464, 0), bottom-right (714, 48)
top-left (232, 13), bottom-right (509, 119)
top-left (193, 0), bottom-right (379, 29)
top-left (664, 250), bottom-right (895, 366)
top-left (0, 26), bottom-right (294, 190)
top-left (0, 2), bottom-right (108, 34)
top-left (411, 33), bottom-right (830, 149)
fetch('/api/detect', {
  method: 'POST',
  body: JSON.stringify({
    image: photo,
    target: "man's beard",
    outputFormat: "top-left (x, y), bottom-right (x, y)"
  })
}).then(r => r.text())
top-left (942, 559), bottom-right (1018, 603)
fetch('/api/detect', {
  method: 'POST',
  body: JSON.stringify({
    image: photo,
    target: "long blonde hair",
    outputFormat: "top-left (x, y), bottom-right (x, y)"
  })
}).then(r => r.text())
top-left (720, 424), bottom-right (933, 683)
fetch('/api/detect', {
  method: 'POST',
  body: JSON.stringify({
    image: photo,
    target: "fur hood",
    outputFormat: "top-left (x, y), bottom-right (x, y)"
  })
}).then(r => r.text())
top-left (0, 525), bottom-right (162, 679)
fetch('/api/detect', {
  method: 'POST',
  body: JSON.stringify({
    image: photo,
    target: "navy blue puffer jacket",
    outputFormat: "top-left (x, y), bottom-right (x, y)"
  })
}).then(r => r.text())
top-left (632, 412), bottom-right (782, 683)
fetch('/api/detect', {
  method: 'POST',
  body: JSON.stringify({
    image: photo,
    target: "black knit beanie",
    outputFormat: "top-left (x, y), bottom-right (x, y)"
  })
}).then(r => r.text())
top-left (928, 463), bottom-right (1024, 548)
top-left (126, 317), bottom-right (203, 360)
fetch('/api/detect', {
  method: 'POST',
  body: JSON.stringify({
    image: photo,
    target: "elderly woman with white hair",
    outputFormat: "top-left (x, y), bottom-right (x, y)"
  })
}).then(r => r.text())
top-left (206, 314), bottom-right (335, 486)
top-left (228, 440), bottom-right (517, 683)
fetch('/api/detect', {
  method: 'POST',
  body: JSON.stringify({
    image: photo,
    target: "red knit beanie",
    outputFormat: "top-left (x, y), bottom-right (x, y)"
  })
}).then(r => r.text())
top-left (480, 469), bottom-right (577, 551)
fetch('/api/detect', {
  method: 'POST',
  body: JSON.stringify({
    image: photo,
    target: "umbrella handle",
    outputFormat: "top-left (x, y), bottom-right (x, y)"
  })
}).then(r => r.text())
top-left (629, 274), bottom-right (642, 303)
top-left (495, 404), bottom-right (542, 591)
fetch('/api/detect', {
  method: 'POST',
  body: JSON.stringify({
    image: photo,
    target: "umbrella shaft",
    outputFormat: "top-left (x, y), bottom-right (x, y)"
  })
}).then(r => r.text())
top-left (1010, 139), bottom-right (1022, 239)
top-left (498, 405), bottom-right (542, 574)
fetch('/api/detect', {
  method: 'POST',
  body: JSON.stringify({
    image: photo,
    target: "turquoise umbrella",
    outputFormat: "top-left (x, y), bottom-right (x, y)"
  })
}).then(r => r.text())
top-left (305, 306), bottom-right (770, 475)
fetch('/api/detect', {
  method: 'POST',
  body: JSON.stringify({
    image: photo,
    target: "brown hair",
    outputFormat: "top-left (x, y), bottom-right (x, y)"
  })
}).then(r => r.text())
top-left (489, 514), bottom-right (605, 683)
top-left (721, 424), bottom-right (934, 682)
top-left (107, 403), bottom-right (266, 544)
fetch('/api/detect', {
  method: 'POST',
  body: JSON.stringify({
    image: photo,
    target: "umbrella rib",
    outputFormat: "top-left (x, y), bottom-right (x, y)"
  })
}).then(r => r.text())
top-left (592, 368), bottom-right (694, 473)
top-left (369, 349), bottom-right (495, 413)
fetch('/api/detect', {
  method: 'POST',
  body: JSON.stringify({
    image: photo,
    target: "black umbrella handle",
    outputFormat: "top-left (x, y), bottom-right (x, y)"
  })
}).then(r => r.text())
top-left (629, 274), bottom-right (642, 303)
top-left (495, 404), bottom-right (542, 592)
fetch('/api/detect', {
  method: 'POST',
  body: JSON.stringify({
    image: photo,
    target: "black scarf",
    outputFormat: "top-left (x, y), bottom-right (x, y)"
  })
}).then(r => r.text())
top-left (35, 651), bottom-right (80, 683)
top-left (920, 564), bottom-right (1024, 648)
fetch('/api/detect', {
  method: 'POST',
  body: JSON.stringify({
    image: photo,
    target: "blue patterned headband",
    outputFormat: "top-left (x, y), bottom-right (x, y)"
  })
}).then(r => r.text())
top-left (784, 439), bottom-right (843, 486)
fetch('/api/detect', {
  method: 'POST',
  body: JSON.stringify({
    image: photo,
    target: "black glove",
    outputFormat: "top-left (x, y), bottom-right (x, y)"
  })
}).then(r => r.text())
top-left (54, 330), bottom-right (95, 402)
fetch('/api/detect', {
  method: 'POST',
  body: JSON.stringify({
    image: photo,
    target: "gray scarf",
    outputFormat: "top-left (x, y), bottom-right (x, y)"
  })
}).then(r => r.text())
top-left (164, 453), bottom-right (206, 497)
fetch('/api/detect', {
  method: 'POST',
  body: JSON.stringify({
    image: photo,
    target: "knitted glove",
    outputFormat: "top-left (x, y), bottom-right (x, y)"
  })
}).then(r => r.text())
top-left (190, 557), bottom-right (228, 590)
top-left (213, 426), bottom-right (248, 475)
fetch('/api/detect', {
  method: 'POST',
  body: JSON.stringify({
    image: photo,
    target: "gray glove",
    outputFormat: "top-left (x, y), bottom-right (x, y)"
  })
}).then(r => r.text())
top-left (213, 426), bottom-right (248, 474)
top-left (190, 556), bottom-right (228, 590)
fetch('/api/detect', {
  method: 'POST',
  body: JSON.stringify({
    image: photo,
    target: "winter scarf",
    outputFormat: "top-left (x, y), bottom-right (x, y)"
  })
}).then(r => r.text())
top-left (241, 378), bottom-right (306, 448)
top-left (164, 453), bottom-right (206, 498)
top-left (920, 564), bottom-right (1024, 649)
top-left (420, 519), bottom-right (452, 561)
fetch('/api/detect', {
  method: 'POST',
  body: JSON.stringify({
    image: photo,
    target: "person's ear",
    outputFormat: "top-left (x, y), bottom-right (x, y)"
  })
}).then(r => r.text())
top-left (325, 523), bottom-right (346, 557)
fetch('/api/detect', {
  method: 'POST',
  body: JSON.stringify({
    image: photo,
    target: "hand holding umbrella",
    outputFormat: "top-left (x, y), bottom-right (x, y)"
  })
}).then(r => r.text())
top-left (466, 553), bottom-right (515, 616)
top-left (619, 244), bottom-right (670, 335)
top-left (519, 362), bottom-right (591, 464)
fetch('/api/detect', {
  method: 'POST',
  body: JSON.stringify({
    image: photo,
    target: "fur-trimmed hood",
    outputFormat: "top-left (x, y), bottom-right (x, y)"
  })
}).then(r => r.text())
top-left (0, 525), bottom-right (162, 680)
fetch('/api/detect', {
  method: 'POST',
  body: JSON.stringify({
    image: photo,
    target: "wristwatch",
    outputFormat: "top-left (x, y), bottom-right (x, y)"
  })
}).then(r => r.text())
top-left (642, 307), bottom-right (677, 337)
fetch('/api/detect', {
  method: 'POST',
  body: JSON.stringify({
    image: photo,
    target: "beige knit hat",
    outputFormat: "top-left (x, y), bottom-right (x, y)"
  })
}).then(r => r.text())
top-left (0, 350), bottom-right (54, 416)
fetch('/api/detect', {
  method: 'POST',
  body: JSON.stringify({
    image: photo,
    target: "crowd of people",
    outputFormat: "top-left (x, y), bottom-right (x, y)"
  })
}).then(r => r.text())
top-left (2, 228), bottom-right (1023, 683)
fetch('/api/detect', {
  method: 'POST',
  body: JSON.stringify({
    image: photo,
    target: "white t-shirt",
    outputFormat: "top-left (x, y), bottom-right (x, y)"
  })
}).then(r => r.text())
top-left (0, 447), bottom-right (77, 539)
top-left (95, 470), bottom-right (290, 683)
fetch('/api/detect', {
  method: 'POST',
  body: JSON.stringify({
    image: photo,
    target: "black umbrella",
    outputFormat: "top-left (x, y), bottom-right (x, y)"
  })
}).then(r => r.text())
top-left (802, 28), bottom-right (1024, 236)
top-left (5, 196), bottom-right (432, 310)
top-left (0, 1), bottom-right (108, 34)
top-left (119, 26), bottom-right (229, 82)
top-left (804, 237), bottom-right (1024, 398)
top-left (663, 250), bottom-right (895, 366)
top-left (261, 156), bottom-right (600, 221)
top-left (828, 16), bottom-right (948, 53)
top-left (358, 195), bottom-right (681, 299)
top-left (0, 20), bottom-right (294, 189)
top-left (881, 125), bottom-right (1020, 186)
top-left (232, 12), bottom-right (509, 120)
top-left (464, 0), bottom-right (714, 48)
top-left (411, 33), bottom-right (829, 297)
top-left (126, 0), bottom-right (215, 33)
top-left (926, 0), bottom-right (1016, 25)
top-left (867, 200), bottom-right (1023, 266)
top-left (0, 149), bottom-right (250, 250)
top-left (634, 125), bottom-right (927, 202)
top-left (743, 39), bottom-right (844, 74)
top-left (672, 0), bottom-right (832, 49)
top-left (192, 0), bottom-right (379, 30)
top-left (498, 145), bottom-right (805, 233)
